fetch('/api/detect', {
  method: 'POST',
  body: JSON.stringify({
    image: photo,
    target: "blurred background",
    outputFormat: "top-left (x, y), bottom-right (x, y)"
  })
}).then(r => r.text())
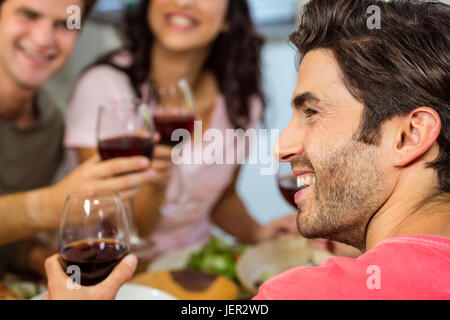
top-left (45, 0), bottom-right (308, 227)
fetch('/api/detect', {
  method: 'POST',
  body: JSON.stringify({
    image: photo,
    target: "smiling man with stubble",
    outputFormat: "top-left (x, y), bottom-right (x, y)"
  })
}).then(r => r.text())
top-left (254, 0), bottom-right (450, 300)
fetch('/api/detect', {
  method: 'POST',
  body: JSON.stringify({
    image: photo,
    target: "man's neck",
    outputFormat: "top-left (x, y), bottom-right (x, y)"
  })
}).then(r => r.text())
top-left (0, 74), bottom-right (37, 128)
top-left (365, 170), bottom-right (450, 251)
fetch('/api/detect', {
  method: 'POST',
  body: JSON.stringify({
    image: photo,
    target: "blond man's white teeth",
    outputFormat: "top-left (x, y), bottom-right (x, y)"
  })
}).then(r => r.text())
top-left (313, 177), bottom-right (316, 184)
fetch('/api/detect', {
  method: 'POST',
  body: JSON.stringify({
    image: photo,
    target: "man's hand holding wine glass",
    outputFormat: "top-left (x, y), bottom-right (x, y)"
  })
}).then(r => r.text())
top-left (50, 154), bottom-right (155, 217)
top-left (42, 253), bottom-right (137, 300)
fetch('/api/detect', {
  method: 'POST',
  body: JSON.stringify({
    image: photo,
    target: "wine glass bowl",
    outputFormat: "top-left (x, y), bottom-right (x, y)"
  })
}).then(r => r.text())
top-left (153, 113), bottom-right (195, 147)
top-left (153, 79), bottom-right (196, 147)
top-left (97, 99), bottom-right (155, 160)
top-left (98, 135), bottom-right (154, 160)
top-left (58, 191), bottom-right (129, 286)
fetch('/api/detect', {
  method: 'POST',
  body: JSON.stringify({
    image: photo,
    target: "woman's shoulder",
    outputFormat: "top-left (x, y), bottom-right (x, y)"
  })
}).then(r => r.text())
top-left (82, 64), bottom-right (129, 82)
top-left (68, 51), bottom-right (136, 107)
top-left (108, 49), bottom-right (134, 68)
top-left (79, 50), bottom-right (133, 82)
top-left (74, 58), bottom-right (134, 97)
top-left (248, 94), bottom-right (264, 114)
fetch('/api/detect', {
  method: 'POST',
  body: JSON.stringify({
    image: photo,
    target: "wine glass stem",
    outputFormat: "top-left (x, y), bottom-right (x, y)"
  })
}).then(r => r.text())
top-left (124, 199), bottom-right (141, 246)
top-left (174, 164), bottom-right (188, 202)
top-left (160, 164), bottom-right (189, 218)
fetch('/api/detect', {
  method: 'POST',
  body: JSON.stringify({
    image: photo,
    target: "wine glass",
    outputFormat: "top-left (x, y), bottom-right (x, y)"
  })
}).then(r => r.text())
top-left (277, 162), bottom-right (298, 208)
top-left (277, 162), bottom-right (317, 265)
top-left (151, 79), bottom-right (196, 214)
top-left (96, 98), bottom-right (155, 255)
top-left (59, 191), bottom-right (129, 286)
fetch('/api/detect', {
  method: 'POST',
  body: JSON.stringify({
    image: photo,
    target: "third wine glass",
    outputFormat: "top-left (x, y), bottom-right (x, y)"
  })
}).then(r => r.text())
top-left (152, 79), bottom-right (196, 214)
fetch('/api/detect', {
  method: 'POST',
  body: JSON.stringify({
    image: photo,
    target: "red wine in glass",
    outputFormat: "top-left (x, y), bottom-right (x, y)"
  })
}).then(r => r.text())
top-left (60, 239), bottom-right (128, 286)
top-left (278, 175), bottom-right (298, 208)
top-left (154, 114), bottom-right (195, 147)
top-left (98, 136), bottom-right (154, 160)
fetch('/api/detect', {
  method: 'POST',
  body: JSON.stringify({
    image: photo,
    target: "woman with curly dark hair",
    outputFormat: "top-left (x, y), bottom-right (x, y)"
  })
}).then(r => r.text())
top-left (64, 0), bottom-right (297, 258)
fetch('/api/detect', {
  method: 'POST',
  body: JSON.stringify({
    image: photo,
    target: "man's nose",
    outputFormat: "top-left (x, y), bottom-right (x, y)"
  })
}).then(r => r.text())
top-left (30, 20), bottom-right (56, 49)
top-left (275, 122), bottom-right (304, 162)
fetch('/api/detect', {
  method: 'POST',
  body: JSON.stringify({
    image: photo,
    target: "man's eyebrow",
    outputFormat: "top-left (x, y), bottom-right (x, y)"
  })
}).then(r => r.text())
top-left (292, 92), bottom-right (322, 109)
top-left (16, 7), bottom-right (68, 26)
top-left (16, 7), bottom-right (42, 18)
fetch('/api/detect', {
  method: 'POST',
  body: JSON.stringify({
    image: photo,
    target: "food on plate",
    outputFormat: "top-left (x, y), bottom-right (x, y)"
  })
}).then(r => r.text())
top-left (253, 270), bottom-right (276, 289)
top-left (185, 236), bottom-right (246, 283)
top-left (131, 269), bottom-right (239, 300)
top-left (0, 283), bottom-right (23, 300)
top-left (236, 235), bottom-right (315, 295)
top-left (0, 280), bottom-right (46, 300)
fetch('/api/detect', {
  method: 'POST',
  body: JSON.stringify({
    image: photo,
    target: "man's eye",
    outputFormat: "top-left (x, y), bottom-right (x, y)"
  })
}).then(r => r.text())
top-left (304, 108), bottom-right (318, 118)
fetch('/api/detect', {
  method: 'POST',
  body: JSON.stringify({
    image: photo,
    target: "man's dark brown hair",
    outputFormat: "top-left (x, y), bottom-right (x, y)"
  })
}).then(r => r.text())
top-left (83, 0), bottom-right (97, 19)
top-left (290, 0), bottom-right (450, 192)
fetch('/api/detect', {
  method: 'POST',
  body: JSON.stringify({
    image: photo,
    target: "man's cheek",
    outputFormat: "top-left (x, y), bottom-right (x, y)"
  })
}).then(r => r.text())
top-left (58, 35), bottom-right (78, 61)
top-left (4, 17), bottom-right (29, 37)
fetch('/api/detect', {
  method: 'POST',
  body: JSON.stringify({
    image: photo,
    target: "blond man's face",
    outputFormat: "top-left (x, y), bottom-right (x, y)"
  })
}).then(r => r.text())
top-left (0, 0), bottom-right (83, 89)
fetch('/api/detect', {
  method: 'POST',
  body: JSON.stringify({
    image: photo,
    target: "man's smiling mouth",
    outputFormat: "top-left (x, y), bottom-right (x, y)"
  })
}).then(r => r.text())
top-left (293, 171), bottom-right (316, 203)
top-left (297, 174), bottom-right (316, 189)
top-left (17, 44), bottom-right (57, 65)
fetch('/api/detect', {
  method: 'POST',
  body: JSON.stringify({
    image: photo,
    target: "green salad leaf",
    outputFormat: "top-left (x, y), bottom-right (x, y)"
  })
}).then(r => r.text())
top-left (186, 236), bottom-right (246, 283)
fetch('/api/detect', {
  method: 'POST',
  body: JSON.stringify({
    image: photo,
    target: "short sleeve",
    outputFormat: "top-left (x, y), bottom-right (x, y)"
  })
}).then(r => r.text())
top-left (64, 65), bottom-right (136, 148)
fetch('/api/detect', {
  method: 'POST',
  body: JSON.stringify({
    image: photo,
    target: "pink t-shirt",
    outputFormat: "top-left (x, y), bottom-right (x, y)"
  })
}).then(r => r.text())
top-left (253, 235), bottom-right (450, 300)
top-left (64, 52), bottom-right (262, 257)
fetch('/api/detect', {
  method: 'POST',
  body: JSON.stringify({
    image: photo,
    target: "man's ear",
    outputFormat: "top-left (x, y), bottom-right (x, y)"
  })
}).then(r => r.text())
top-left (392, 107), bottom-right (441, 167)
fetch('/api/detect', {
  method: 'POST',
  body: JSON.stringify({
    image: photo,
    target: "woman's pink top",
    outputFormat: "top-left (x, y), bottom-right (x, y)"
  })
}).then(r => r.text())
top-left (64, 52), bottom-right (262, 258)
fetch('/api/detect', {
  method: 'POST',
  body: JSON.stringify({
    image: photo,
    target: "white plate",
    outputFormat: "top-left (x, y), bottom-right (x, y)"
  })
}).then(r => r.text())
top-left (31, 283), bottom-right (177, 300)
top-left (148, 243), bottom-right (202, 272)
top-left (115, 283), bottom-right (177, 300)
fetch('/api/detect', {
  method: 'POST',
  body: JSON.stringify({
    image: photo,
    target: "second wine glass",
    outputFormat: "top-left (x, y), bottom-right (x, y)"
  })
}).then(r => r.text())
top-left (96, 99), bottom-right (155, 255)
